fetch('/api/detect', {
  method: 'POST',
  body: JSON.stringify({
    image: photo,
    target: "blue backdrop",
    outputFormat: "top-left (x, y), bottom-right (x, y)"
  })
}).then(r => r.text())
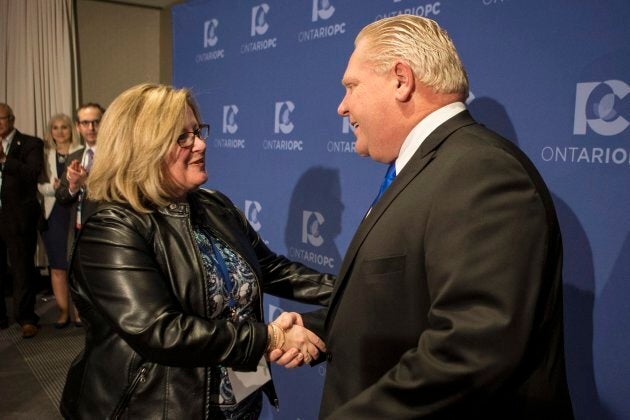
top-left (172, 1), bottom-right (630, 418)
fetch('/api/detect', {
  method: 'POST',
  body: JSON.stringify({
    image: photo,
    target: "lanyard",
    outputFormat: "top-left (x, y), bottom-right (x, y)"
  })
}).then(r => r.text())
top-left (209, 238), bottom-right (235, 310)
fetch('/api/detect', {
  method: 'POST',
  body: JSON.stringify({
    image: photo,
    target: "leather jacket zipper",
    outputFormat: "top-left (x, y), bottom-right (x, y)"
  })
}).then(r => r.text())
top-left (110, 365), bottom-right (149, 419)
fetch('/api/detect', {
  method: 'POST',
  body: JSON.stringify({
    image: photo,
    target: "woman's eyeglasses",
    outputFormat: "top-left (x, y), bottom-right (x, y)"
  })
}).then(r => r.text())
top-left (177, 124), bottom-right (210, 148)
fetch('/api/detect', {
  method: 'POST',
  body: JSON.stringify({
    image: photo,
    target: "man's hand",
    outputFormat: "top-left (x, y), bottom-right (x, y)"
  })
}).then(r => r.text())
top-left (273, 311), bottom-right (304, 329)
top-left (66, 159), bottom-right (88, 194)
top-left (266, 312), bottom-right (326, 368)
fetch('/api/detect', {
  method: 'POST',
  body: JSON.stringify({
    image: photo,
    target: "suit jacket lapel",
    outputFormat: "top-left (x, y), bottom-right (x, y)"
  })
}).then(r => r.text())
top-left (7, 130), bottom-right (23, 157)
top-left (327, 111), bottom-right (477, 324)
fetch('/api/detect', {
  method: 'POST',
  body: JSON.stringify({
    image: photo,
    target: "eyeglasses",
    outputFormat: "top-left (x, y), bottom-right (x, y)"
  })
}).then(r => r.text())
top-left (177, 124), bottom-right (210, 148)
top-left (0, 115), bottom-right (12, 121)
top-left (78, 119), bottom-right (100, 128)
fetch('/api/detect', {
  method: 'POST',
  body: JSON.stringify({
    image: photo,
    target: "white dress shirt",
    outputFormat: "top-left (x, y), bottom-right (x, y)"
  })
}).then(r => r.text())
top-left (395, 102), bottom-right (466, 174)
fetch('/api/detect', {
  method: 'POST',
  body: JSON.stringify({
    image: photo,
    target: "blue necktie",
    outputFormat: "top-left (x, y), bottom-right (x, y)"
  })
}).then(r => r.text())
top-left (371, 162), bottom-right (396, 207)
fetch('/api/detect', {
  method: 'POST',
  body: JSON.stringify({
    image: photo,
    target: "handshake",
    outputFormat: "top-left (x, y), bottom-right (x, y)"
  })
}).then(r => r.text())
top-left (266, 312), bottom-right (325, 369)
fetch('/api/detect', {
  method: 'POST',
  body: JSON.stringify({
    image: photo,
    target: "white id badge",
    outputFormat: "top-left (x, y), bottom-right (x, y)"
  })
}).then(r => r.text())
top-left (227, 356), bottom-right (271, 403)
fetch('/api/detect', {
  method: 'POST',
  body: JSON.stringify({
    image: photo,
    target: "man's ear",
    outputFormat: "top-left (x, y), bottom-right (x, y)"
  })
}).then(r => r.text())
top-left (394, 62), bottom-right (415, 102)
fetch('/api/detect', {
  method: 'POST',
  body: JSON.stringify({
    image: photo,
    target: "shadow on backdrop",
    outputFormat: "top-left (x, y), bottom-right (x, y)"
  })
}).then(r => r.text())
top-left (468, 96), bottom-right (518, 142)
top-left (469, 96), bottom-right (604, 419)
top-left (593, 232), bottom-right (630, 419)
top-left (554, 196), bottom-right (609, 420)
top-left (261, 166), bottom-right (344, 420)
top-left (284, 166), bottom-right (343, 275)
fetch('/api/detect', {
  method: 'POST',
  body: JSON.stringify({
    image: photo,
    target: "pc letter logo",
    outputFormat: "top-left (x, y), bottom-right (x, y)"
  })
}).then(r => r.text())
top-left (274, 101), bottom-right (295, 134)
top-left (312, 0), bottom-right (335, 22)
top-left (574, 80), bottom-right (629, 136)
top-left (223, 105), bottom-right (239, 134)
top-left (251, 3), bottom-right (270, 36)
top-left (203, 19), bottom-right (218, 48)
top-left (245, 200), bottom-right (262, 232)
top-left (302, 210), bottom-right (325, 247)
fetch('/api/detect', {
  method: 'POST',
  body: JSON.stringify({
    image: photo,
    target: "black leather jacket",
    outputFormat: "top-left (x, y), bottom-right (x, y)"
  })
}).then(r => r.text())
top-left (60, 189), bottom-right (334, 419)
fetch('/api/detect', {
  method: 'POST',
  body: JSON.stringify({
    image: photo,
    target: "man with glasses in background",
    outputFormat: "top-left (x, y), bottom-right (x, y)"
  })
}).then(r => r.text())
top-left (56, 104), bottom-right (105, 303)
top-left (0, 103), bottom-right (44, 337)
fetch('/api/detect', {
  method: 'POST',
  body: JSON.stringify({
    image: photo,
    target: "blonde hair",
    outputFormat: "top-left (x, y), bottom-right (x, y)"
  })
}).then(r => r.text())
top-left (87, 84), bottom-right (201, 213)
top-left (356, 14), bottom-right (469, 97)
top-left (44, 113), bottom-right (80, 151)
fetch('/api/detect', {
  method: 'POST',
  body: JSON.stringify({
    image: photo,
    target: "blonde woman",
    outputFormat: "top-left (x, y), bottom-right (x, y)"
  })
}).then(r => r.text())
top-left (60, 84), bottom-right (333, 419)
top-left (38, 113), bottom-right (83, 328)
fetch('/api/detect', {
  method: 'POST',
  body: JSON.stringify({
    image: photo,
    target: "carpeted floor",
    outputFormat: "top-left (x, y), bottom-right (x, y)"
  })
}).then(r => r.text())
top-left (0, 295), bottom-right (84, 419)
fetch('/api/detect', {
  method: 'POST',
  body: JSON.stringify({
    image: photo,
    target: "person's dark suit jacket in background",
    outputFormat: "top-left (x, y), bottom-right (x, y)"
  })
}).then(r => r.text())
top-left (55, 103), bottom-right (104, 256)
top-left (0, 103), bottom-right (44, 336)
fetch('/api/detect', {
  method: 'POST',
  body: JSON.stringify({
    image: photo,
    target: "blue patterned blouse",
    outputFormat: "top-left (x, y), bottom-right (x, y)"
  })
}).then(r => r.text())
top-left (192, 225), bottom-right (263, 419)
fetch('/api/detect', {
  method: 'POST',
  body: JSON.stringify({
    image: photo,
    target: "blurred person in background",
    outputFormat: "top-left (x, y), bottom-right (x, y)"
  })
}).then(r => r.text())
top-left (55, 102), bottom-right (105, 327)
top-left (0, 103), bottom-right (44, 338)
top-left (38, 113), bottom-right (83, 328)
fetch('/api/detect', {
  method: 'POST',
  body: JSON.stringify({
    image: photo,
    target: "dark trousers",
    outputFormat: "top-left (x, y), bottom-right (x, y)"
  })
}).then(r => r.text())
top-left (0, 210), bottom-right (39, 325)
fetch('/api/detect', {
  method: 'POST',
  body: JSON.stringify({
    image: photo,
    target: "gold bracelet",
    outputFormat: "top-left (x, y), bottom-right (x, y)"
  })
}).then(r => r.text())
top-left (266, 324), bottom-right (276, 352)
top-left (272, 322), bottom-right (285, 351)
top-left (266, 322), bottom-right (286, 352)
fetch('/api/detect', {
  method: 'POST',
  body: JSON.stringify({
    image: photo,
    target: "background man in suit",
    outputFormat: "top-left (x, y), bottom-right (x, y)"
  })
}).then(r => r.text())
top-left (306, 15), bottom-right (574, 418)
top-left (55, 103), bottom-right (104, 327)
top-left (55, 103), bottom-right (104, 249)
top-left (0, 103), bottom-right (44, 338)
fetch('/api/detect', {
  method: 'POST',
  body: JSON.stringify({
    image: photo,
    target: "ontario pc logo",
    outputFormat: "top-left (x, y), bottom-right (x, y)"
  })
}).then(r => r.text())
top-left (302, 210), bottom-right (325, 247)
top-left (222, 105), bottom-right (238, 134)
top-left (245, 200), bottom-right (262, 232)
top-left (274, 101), bottom-right (295, 134)
top-left (312, 0), bottom-right (335, 22)
top-left (574, 80), bottom-right (629, 136)
top-left (251, 3), bottom-right (270, 36)
top-left (203, 19), bottom-right (219, 48)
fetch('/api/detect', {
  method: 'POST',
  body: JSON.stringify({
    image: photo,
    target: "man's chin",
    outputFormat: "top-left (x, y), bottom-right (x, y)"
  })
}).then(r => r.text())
top-left (355, 141), bottom-right (369, 157)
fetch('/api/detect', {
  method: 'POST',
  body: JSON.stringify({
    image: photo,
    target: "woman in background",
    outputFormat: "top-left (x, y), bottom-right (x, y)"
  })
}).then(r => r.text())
top-left (38, 114), bottom-right (83, 328)
top-left (60, 84), bottom-right (333, 419)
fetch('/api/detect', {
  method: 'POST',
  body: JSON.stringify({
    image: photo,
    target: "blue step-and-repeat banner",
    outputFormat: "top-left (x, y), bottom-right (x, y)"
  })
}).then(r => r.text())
top-left (172, 1), bottom-right (630, 418)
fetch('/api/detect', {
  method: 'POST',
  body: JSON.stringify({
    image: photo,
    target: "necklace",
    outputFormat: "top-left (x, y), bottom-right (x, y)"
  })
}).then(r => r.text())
top-left (56, 151), bottom-right (68, 163)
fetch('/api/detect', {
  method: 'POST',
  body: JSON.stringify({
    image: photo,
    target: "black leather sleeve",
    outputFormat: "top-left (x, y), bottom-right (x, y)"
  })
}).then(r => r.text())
top-left (70, 207), bottom-right (267, 370)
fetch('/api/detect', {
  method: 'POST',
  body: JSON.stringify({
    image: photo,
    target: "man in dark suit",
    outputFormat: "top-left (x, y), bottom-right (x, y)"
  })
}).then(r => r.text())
top-left (55, 103), bottom-right (104, 256)
top-left (0, 103), bottom-right (44, 337)
top-left (307, 15), bottom-right (573, 418)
